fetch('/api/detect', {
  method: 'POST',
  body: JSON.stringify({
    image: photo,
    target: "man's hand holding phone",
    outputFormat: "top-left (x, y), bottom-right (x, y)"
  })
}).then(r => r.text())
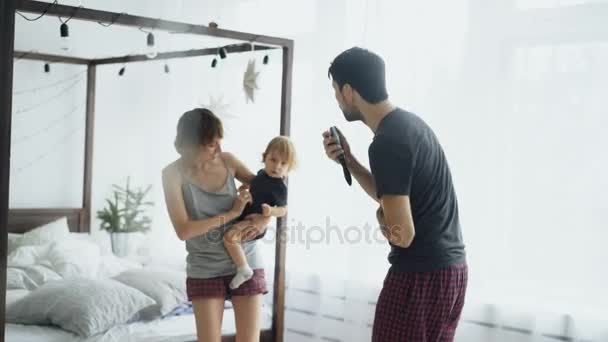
top-left (323, 126), bottom-right (353, 185)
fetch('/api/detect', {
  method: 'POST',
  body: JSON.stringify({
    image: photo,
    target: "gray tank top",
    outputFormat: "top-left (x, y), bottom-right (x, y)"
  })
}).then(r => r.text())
top-left (182, 168), bottom-right (263, 279)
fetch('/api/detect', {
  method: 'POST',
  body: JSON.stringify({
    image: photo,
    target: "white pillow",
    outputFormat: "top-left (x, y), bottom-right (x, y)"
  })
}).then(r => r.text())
top-left (7, 277), bottom-right (156, 337)
top-left (8, 235), bottom-right (103, 281)
top-left (7, 244), bottom-right (51, 267)
top-left (7, 268), bottom-right (29, 290)
top-left (5, 289), bottom-right (29, 310)
top-left (6, 265), bottom-right (61, 290)
top-left (113, 267), bottom-right (187, 318)
top-left (19, 217), bottom-right (70, 247)
top-left (97, 254), bottom-right (142, 279)
top-left (46, 239), bottom-right (101, 278)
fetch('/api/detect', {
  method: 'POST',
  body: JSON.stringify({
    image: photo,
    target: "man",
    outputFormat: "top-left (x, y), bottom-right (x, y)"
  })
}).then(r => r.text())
top-left (322, 47), bottom-right (467, 341)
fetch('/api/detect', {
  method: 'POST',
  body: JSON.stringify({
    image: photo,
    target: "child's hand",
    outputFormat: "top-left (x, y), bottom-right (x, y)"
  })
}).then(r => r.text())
top-left (261, 204), bottom-right (272, 217)
top-left (231, 185), bottom-right (252, 216)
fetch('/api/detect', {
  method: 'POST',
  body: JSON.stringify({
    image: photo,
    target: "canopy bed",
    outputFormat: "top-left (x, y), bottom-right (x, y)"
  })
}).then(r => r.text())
top-left (0, 1), bottom-right (293, 341)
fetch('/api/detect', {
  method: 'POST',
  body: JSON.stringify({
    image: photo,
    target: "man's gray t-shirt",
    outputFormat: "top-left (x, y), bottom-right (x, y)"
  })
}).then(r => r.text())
top-left (369, 108), bottom-right (466, 272)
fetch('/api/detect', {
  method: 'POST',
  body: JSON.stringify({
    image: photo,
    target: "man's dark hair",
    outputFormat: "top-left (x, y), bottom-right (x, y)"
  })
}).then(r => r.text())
top-left (328, 47), bottom-right (388, 104)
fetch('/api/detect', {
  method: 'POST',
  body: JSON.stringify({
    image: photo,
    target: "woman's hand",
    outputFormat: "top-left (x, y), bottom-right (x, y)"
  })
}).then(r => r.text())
top-left (241, 213), bottom-right (271, 240)
top-left (230, 185), bottom-right (252, 216)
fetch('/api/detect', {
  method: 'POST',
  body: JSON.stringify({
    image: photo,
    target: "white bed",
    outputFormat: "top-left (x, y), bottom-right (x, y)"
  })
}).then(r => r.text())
top-left (5, 221), bottom-right (274, 342)
top-left (6, 305), bottom-right (273, 342)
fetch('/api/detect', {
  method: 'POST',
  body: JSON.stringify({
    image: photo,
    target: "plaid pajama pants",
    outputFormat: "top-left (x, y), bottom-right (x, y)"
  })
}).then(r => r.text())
top-left (372, 263), bottom-right (468, 342)
top-left (186, 269), bottom-right (267, 300)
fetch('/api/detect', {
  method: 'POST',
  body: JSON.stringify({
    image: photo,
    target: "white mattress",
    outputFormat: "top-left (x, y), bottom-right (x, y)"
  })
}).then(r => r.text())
top-left (6, 305), bottom-right (273, 342)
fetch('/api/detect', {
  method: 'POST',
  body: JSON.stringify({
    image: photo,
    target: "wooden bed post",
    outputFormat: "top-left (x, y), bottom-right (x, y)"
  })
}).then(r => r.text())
top-left (272, 41), bottom-right (294, 342)
top-left (81, 65), bottom-right (96, 232)
top-left (0, 1), bottom-right (16, 341)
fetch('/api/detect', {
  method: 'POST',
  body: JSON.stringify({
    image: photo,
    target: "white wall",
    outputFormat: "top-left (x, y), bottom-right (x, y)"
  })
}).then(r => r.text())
top-left (10, 61), bottom-right (87, 208)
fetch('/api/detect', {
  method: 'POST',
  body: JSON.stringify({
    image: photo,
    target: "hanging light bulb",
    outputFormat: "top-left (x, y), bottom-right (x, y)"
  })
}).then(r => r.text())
top-left (263, 55), bottom-right (269, 65)
top-left (211, 58), bottom-right (218, 68)
top-left (146, 32), bottom-right (157, 59)
top-left (118, 66), bottom-right (125, 76)
top-left (218, 47), bottom-right (227, 59)
top-left (164, 63), bottom-right (170, 73)
top-left (44, 63), bottom-right (50, 73)
top-left (60, 23), bottom-right (70, 51)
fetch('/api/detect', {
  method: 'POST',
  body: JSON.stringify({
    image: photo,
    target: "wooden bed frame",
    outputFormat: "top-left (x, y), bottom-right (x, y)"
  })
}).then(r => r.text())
top-left (0, 1), bottom-right (293, 342)
top-left (7, 208), bottom-right (85, 233)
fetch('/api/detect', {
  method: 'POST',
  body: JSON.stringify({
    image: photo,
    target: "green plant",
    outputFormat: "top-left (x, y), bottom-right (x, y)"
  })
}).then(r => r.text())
top-left (96, 177), bottom-right (154, 233)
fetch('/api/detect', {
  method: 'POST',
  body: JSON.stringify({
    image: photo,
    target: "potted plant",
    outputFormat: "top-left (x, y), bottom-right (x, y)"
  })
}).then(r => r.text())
top-left (96, 177), bottom-right (153, 257)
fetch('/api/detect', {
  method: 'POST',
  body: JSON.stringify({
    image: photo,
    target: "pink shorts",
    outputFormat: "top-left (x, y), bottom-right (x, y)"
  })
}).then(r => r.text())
top-left (186, 269), bottom-right (268, 300)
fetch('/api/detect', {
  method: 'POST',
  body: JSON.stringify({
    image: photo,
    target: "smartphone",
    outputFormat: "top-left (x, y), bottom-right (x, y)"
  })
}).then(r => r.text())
top-left (329, 126), bottom-right (352, 186)
top-left (329, 126), bottom-right (344, 161)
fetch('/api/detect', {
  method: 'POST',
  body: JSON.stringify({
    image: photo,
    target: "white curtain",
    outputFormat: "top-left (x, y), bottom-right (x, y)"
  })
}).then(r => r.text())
top-left (358, 0), bottom-right (608, 316)
top-left (170, 0), bottom-right (608, 337)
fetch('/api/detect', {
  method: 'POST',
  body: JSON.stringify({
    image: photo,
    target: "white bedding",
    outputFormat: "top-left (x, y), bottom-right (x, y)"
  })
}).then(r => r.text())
top-left (6, 218), bottom-right (274, 341)
top-left (5, 289), bottom-right (29, 308)
top-left (6, 305), bottom-right (273, 342)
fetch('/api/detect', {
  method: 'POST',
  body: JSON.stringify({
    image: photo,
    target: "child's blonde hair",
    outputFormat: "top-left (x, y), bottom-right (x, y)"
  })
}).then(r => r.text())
top-left (262, 136), bottom-right (297, 171)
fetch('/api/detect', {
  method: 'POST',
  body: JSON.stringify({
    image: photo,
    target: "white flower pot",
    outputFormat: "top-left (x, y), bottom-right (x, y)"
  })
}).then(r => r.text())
top-left (110, 232), bottom-right (131, 257)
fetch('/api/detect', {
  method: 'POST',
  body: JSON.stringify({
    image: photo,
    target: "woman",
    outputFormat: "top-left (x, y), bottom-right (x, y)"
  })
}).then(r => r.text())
top-left (162, 108), bottom-right (270, 342)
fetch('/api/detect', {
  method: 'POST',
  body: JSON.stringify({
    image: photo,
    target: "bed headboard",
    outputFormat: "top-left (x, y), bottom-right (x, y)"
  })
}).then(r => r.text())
top-left (7, 208), bottom-right (87, 233)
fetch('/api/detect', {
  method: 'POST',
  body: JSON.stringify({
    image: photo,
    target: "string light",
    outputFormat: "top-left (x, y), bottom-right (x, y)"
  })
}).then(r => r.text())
top-left (97, 12), bottom-right (125, 27)
top-left (14, 124), bottom-right (84, 174)
top-left (14, 70), bottom-right (86, 95)
top-left (13, 103), bottom-right (86, 144)
top-left (60, 23), bottom-right (70, 51)
top-left (44, 63), bottom-right (50, 73)
top-left (139, 26), bottom-right (158, 59)
top-left (16, 5), bottom-right (273, 76)
top-left (14, 78), bottom-right (84, 115)
top-left (218, 47), bottom-right (227, 59)
top-left (57, 5), bottom-right (80, 52)
top-left (164, 63), bottom-right (170, 73)
top-left (146, 32), bottom-right (157, 59)
top-left (15, 0), bottom-right (57, 21)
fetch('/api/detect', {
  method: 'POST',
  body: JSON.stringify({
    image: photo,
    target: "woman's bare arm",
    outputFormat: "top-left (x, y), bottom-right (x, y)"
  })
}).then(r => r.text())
top-left (221, 152), bottom-right (256, 185)
top-left (162, 163), bottom-right (245, 241)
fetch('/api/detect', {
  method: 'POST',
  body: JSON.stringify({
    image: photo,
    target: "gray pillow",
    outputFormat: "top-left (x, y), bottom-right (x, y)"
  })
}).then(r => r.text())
top-left (6, 277), bottom-right (155, 337)
top-left (113, 267), bottom-right (187, 318)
